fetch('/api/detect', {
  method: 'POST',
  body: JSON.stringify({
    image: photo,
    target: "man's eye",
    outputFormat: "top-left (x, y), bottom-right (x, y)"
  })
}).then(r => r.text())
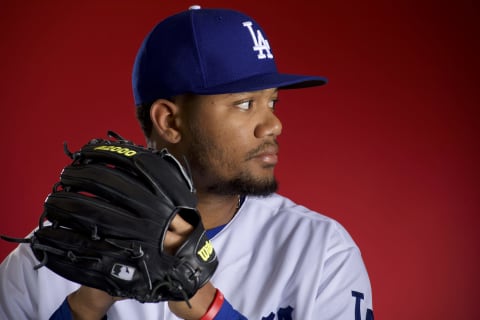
top-left (236, 100), bottom-right (253, 110)
top-left (268, 99), bottom-right (278, 110)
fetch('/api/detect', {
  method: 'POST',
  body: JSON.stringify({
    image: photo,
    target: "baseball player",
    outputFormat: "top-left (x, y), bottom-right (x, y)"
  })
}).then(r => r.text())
top-left (0, 6), bottom-right (373, 320)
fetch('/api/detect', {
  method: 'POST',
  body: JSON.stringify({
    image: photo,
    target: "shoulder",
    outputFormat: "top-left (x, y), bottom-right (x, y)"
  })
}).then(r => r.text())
top-left (245, 195), bottom-right (374, 312)
top-left (242, 193), bottom-right (357, 248)
top-left (245, 193), bottom-right (339, 223)
top-left (213, 194), bottom-right (373, 316)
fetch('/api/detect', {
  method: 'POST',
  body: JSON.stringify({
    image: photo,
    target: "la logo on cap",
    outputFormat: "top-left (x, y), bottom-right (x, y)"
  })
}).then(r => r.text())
top-left (242, 21), bottom-right (273, 60)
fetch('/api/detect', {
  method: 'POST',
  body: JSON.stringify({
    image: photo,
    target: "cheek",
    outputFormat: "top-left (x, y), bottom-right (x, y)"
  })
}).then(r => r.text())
top-left (205, 126), bottom-right (252, 172)
top-left (217, 124), bottom-right (252, 153)
top-left (192, 110), bottom-right (255, 162)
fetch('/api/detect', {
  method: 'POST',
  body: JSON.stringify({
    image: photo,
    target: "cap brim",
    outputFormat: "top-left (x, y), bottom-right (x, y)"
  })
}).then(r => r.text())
top-left (190, 72), bottom-right (327, 95)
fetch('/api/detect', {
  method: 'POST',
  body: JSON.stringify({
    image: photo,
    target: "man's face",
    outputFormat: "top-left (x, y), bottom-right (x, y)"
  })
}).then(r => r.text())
top-left (179, 88), bottom-right (282, 196)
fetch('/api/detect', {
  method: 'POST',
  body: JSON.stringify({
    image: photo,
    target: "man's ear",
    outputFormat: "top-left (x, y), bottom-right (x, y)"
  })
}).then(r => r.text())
top-left (150, 99), bottom-right (182, 143)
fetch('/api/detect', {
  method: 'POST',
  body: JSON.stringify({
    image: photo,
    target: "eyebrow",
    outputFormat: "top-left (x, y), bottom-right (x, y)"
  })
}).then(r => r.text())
top-left (227, 88), bottom-right (279, 96)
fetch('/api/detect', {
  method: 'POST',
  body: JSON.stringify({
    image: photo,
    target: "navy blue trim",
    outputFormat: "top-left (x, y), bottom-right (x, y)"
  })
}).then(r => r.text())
top-left (49, 298), bottom-right (72, 320)
top-left (206, 224), bottom-right (226, 239)
top-left (49, 297), bottom-right (107, 320)
top-left (214, 297), bottom-right (248, 320)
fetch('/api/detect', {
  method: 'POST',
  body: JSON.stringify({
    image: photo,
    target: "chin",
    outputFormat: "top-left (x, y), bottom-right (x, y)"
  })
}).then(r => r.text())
top-left (210, 176), bottom-right (278, 196)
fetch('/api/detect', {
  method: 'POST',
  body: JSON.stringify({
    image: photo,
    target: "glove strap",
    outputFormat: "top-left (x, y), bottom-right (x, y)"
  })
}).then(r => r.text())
top-left (200, 289), bottom-right (224, 320)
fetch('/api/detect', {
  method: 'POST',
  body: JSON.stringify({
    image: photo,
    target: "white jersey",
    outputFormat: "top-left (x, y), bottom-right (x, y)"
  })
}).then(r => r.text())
top-left (0, 193), bottom-right (373, 319)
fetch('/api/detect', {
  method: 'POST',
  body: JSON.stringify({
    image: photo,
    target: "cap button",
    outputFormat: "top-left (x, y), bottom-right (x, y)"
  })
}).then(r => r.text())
top-left (189, 5), bottom-right (201, 10)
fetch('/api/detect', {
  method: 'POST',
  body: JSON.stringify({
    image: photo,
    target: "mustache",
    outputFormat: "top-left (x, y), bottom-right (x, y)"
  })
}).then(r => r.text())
top-left (245, 140), bottom-right (279, 161)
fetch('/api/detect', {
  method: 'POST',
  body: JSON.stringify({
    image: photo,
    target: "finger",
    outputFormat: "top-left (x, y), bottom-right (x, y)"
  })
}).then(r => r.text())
top-left (168, 212), bottom-right (194, 234)
top-left (164, 214), bottom-right (194, 254)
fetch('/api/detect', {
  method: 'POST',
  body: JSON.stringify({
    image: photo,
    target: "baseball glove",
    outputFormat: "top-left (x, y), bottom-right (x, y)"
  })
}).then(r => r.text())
top-left (1, 131), bottom-right (218, 303)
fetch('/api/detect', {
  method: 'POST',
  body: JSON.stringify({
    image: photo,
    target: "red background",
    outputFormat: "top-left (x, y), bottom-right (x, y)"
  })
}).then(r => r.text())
top-left (1, 1), bottom-right (479, 319)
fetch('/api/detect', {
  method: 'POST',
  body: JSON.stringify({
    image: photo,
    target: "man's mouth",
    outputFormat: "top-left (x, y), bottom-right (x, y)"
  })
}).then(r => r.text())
top-left (246, 142), bottom-right (279, 166)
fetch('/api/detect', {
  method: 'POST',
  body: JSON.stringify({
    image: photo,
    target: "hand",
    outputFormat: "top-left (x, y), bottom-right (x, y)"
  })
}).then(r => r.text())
top-left (67, 286), bottom-right (121, 320)
top-left (164, 212), bottom-right (195, 254)
top-left (66, 214), bottom-right (198, 320)
top-left (168, 282), bottom-right (217, 320)
top-left (67, 283), bottom-right (218, 320)
top-left (166, 214), bottom-right (217, 319)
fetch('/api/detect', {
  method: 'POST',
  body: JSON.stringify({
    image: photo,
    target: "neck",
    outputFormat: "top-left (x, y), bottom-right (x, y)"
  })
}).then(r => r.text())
top-left (196, 192), bottom-right (241, 230)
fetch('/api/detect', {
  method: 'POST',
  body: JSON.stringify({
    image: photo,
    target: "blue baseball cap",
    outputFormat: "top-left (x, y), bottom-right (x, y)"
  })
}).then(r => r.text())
top-left (132, 6), bottom-right (327, 105)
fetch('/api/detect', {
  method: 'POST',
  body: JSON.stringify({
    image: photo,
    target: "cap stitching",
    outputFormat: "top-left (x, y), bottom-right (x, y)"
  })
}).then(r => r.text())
top-left (189, 10), bottom-right (207, 91)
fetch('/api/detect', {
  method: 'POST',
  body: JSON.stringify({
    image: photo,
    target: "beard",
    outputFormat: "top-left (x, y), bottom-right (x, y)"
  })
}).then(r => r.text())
top-left (202, 170), bottom-right (278, 196)
top-left (185, 123), bottom-right (278, 196)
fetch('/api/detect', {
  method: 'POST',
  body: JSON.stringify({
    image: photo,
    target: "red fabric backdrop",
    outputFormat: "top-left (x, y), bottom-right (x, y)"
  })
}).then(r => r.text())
top-left (1, 1), bottom-right (479, 319)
